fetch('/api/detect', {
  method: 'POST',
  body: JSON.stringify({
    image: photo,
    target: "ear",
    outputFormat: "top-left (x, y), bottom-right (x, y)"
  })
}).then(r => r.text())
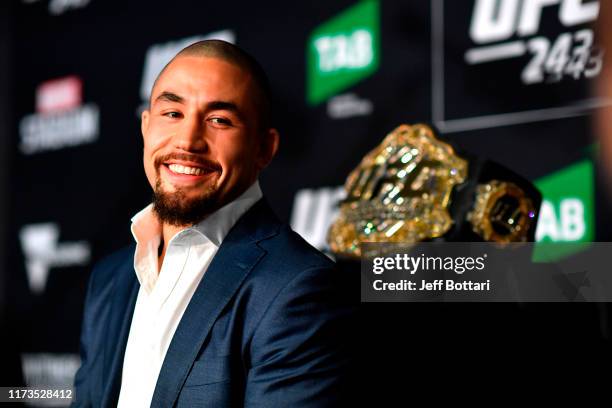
top-left (256, 128), bottom-right (280, 170)
top-left (141, 109), bottom-right (150, 139)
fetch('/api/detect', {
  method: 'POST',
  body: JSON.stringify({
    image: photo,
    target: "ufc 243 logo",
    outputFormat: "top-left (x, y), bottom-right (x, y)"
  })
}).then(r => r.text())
top-left (470, 0), bottom-right (599, 42)
top-left (466, 0), bottom-right (603, 84)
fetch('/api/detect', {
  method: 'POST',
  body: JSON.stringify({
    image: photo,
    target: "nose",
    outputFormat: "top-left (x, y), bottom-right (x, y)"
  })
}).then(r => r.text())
top-left (172, 113), bottom-right (208, 153)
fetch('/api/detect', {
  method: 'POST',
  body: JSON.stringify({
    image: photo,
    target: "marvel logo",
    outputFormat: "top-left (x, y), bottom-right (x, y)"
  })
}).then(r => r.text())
top-left (36, 76), bottom-right (82, 114)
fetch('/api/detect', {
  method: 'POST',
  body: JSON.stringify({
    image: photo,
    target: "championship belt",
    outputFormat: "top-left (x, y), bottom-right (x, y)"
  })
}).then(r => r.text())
top-left (327, 124), bottom-right (541, 258)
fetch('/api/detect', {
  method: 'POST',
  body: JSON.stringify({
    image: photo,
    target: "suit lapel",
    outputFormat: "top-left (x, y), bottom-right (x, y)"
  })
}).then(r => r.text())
top-left (150, 199), bottom-right (280, 408)
top-left (100, 248), bottom-right (139, 408)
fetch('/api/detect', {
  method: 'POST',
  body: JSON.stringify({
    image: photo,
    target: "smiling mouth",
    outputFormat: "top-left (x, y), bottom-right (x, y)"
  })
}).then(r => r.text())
top-left (167, 163), bottom-right (207, 176)
top-left (160, 162), bottom-right (222, 183)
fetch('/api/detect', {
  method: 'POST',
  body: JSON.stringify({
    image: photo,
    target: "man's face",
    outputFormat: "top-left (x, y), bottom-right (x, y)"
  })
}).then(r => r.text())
top-left (141, 55), bottom-right (277, 226)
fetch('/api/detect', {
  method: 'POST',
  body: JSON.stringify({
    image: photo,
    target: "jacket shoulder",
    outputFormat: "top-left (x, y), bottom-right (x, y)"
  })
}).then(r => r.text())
top-left (242, 223), bottom-right (338, 310)
top-left (88, 244), bottom-right (135, 290)
top-left (260, 224), bottom-right (334, 271)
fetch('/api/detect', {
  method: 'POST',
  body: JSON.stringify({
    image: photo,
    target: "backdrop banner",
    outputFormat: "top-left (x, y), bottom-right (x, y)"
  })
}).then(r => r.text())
top-left (3, 0), bottom-right (612, 391)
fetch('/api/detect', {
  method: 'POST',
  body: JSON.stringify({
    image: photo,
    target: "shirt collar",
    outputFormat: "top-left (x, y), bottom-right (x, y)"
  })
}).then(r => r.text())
top-left (190, 180), bottom-right (262, 247)
top-left (131, 180), bottom-right (263, 249)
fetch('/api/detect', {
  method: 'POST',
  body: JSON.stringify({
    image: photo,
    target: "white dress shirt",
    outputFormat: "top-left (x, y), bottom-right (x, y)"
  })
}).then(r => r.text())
top-left (117, 181), bottom-right (262, 408)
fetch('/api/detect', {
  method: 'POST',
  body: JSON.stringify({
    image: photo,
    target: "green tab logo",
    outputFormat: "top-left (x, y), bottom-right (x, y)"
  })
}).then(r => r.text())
top-left (307, 0), bottom-right (380, 105)
top-left (533, 160), bottom-right (594, 262)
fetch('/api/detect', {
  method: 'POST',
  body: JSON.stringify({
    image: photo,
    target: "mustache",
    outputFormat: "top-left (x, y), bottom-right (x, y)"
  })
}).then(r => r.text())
top-left (155, 153), bottom-right (222, 173)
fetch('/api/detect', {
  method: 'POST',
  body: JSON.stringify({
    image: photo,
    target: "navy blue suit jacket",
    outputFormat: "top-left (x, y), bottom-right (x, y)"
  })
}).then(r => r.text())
top-left (72, 199), bottom-right (355, 407)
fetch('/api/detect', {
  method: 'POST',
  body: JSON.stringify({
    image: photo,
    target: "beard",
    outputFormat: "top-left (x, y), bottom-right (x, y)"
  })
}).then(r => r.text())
top-left (152, 179), bottom-right (220, 226)
top-left (152, 154), bottom-right (223, 226)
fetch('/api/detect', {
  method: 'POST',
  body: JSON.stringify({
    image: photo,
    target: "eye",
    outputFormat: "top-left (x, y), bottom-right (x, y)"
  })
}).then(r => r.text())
top-left (209, 117), bottom-right (232, 126)
top-left (163, 111), bottom-right (182, 119)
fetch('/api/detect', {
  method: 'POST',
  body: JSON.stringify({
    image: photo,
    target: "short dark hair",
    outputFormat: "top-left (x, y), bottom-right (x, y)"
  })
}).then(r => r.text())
top-left (153, 39), bottom-right (273, 131)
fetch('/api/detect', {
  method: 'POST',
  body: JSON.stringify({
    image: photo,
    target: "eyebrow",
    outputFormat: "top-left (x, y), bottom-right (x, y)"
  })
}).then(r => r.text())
top-left (206, 101), bottom-right (240, 115)
top-left (155, 91), bottom-right (185, 104)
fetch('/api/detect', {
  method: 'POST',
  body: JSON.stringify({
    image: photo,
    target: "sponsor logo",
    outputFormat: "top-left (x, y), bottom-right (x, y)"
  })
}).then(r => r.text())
top-left (21, 353), bottom-right (80, 389)
top-left (19, 223), bottom-right (91, 294)
top-left (36, 76), bottom-right (82, 113)
top-left (19, 76), bottom-right (99, 155)
top-left (327, 93), bottom-right (373, 119)
top-left (290, 186), bottom-right (345, 252)
top-left (22, 0), bottom-right (91, 16)
top-left (138, 30), bottom-right (236, 115)
top-left (533, 159), bottom-right (594, 261)
top-left (307, 0), bottom-right (379, 114)
top-left (467, 0), bottom-right (602, 84)
top-left (432, 0), bottom-right (608, 132)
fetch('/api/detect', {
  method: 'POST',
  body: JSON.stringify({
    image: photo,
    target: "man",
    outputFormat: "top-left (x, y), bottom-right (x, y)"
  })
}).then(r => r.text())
top-left (72, 40), bottom-right (354, 407)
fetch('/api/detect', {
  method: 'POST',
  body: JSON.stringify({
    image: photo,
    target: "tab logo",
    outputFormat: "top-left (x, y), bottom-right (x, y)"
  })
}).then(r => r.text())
top-left (533, 159), bottom-right (594, 261)
top-left (307, 0), bottom-right (380, 106)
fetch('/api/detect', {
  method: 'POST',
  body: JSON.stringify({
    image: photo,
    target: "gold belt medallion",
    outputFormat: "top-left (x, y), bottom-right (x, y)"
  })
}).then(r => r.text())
top-left (327, 124), bottom-right (468, 257)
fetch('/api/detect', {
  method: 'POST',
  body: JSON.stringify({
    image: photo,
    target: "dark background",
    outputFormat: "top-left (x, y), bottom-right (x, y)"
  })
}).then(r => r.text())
top-left (1, 0), bottom-right (612, 400)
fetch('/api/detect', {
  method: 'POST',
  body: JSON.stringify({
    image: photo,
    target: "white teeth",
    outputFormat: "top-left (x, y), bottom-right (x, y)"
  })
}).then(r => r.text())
top-left (168, 164), bottom-right (204, 176)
